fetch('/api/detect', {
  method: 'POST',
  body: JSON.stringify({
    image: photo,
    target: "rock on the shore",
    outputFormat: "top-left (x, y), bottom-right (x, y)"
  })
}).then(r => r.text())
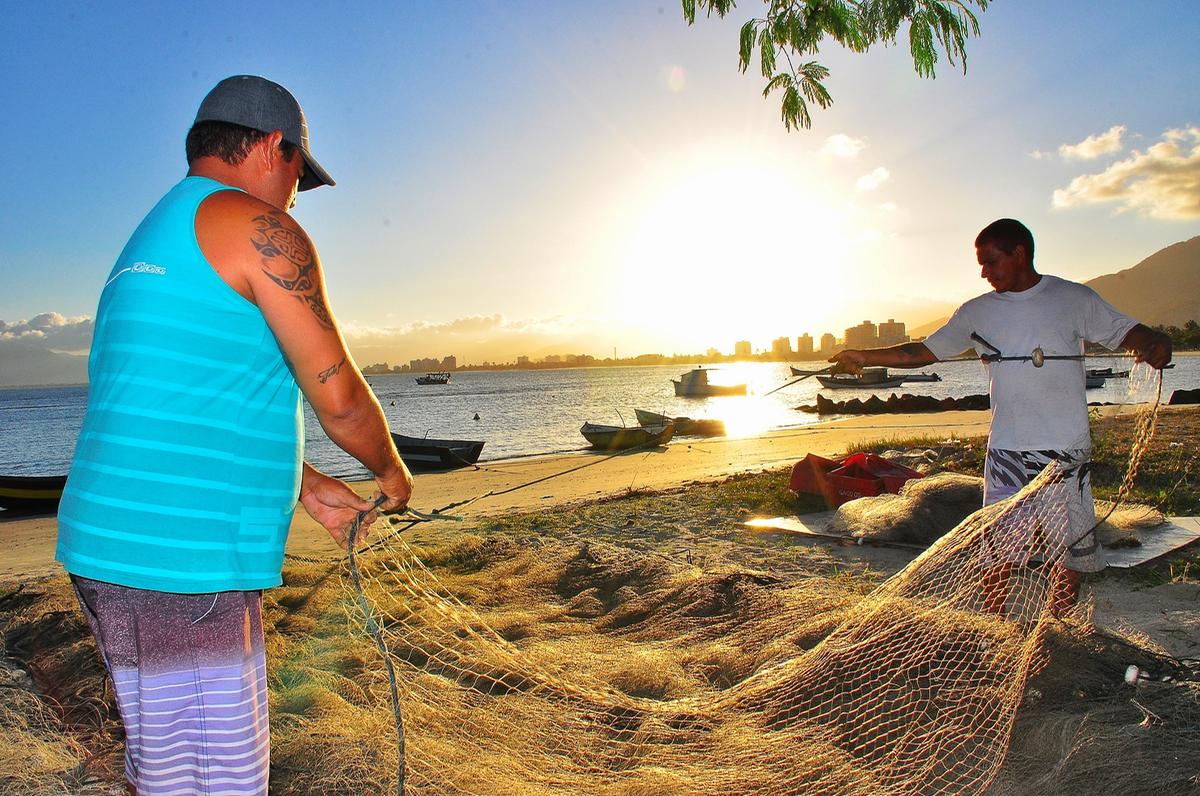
top-left (798, 392), bottom-right (990, 415)
top-left (1168, 388), bottom-right (1200, 405)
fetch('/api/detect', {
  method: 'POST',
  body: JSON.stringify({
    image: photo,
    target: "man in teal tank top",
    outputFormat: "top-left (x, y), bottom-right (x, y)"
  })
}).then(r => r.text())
top-left (56, 75), bottom-right (413, 796)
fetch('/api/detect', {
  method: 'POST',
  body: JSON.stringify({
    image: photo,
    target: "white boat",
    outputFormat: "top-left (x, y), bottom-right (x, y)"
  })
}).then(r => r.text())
top-left (817, 367), bottom-right (907, 391)
top-left (580, 422), bottom-right (675, 450)
top-left (415, 372), bottom-right (451, 385)
top-left (671, 368), bottom-right (747, 397)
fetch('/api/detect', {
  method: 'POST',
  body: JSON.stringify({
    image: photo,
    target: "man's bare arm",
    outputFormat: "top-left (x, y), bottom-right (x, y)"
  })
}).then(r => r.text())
top-left (195, 191), bottom-right (412, 510)
top-left (1120, 324), bottom-right (1172, 370)
top-left (830, 341), bottom-right (938, 374)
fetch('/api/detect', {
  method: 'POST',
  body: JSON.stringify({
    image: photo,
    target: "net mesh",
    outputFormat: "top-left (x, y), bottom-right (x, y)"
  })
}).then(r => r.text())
top-left (263, 372), bottom-right (1172, 795)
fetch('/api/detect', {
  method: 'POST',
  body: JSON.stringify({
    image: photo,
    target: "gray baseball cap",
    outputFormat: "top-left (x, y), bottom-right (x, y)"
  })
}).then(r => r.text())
top-left (194, 75), bottom-right (334, 191)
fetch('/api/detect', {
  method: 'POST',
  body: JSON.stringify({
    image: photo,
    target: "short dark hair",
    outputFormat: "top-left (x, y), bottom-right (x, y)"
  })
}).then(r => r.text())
top-left (185, 120), bottom-right (296, 166)
top-left (975, 218), bottom-right (1034, 263)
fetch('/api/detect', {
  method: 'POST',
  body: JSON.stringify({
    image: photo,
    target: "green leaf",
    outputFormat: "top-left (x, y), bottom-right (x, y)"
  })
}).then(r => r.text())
top-left (682, 0), bottom-right (697, 25)
top-left (739, 20), bottom-right (759, 73)
top-left (760, 32), bottom-right (777, 77)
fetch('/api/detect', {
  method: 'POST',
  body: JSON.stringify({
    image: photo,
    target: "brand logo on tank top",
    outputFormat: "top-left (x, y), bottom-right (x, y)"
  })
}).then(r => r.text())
top-left (131, 261), bottom-right (167, 275)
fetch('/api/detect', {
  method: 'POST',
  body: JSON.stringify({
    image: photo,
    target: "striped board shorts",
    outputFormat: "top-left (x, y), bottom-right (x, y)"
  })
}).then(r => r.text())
top-left (983, 447), bottom-right (1103, 573)
top-left (71, 576), bottom-right (270, 795)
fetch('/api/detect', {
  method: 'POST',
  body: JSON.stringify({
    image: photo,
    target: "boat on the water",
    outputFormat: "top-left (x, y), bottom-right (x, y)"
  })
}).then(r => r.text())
top-left (633, 409), bottom-right (725, 437)
top-left (901, 372), bottom-right (942, 383)
top-left (1085, 374), bottom-right (1106, 389)
top-left (672, 368), bottom-right (747, 397)
top-left (790, 366), bottom-right (825, 377)
top-left (580, 422), bottom-right (675, 451)
top-left (1087, 367), bottom-right (1128, 379)
top-left (415, 372), bottom-right (452, 385)
top-left (817, 367), bottom-right (907, 391)
top-left (389, 432), bottom-right (484, 470)
top-left (0, 474), bottom-right (67, 512)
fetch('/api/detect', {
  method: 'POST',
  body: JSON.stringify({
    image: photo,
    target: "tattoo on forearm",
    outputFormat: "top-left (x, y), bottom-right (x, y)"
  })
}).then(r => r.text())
top-left (318, 357), bottom-right (347, 384)
top-left (251, 212), bottom-right (334, 329)
top-left (898, 342), bottom-right (929, 360)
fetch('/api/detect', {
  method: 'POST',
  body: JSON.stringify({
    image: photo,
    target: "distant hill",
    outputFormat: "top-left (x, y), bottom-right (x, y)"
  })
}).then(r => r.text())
top-left (907, 236), bottom-right (1199, 338)
top-left (1085, 236), bottom-right (1200, 328)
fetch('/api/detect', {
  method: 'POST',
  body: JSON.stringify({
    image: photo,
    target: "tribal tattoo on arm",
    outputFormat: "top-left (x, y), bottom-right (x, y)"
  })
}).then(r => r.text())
top-left (317, 357), bottom-right (347, 384)
top-left (251, 212), bottom-right (334, 329)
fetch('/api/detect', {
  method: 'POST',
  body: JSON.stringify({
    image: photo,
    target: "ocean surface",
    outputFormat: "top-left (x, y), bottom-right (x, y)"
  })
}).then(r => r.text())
top-left (2, 357), bottom-right (1196, 481)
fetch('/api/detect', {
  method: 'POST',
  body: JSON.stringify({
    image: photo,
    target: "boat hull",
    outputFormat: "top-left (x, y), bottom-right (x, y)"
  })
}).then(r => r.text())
top-left (671, 381), bottom-right (747, 397)
top-left (0, 474), bottom-right (67, 512)
top-left (390, 433), bottom-right (485, 471)
top-left (816, 376), bottom-right (908, 390)
top-left (580, 423), bottom-right (675, 450)
top-left (633, 409), bottom-right (725, 437)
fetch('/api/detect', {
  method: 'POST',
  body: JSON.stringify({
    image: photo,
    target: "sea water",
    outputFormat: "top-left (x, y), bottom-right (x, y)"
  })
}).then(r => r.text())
top-left (2, 357), bottom-right (1193, 480)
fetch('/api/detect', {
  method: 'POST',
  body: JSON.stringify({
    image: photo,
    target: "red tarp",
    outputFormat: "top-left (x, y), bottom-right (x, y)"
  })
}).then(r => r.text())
top-left (789, 452), bottom-right (925, 508)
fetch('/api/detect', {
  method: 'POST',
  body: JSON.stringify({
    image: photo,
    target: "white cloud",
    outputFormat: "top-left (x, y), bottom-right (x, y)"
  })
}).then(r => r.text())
top-left (0, 312), bottom-right (94, 351)
top-left (1052, 126), bottom-right (1200, 220)
top-left (879, 201), bottom-right (898, 213)
top-left (1028, 150), bottom-right (1053, 161)
top-left (855, 166), bottom-right (890, 192)
top-left (1058, 125), bottom-right (1126, 160)
top-left (820, 133), bottom-right (866, 159)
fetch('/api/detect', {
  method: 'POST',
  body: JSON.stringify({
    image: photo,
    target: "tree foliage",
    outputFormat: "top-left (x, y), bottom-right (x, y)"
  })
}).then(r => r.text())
top-left (681, 0), bottom-right (989, 130)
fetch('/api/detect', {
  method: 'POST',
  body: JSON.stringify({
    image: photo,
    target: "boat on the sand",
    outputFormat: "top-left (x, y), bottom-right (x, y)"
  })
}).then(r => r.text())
top-left (390, 433), bottom-right (484, 470)
top-left (0, 474), bottom-right (67, 512)
top-left (633, 409), bottom-right (725, 437)
top-left (580, 422), bottom-right (675, 451)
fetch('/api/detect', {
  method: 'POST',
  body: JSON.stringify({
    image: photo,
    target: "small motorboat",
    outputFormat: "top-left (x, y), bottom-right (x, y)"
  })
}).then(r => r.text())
top-left (1085, 373), bottom-right (1107, 389)
top-left (415, 372), bottom-right (452, 385)
top-left (633, 409), bottom-right (725, 437)
top-left (0, 474), bottom-right (67, 512)
top-left (672, 367), bottom-right (747, 397)
top-left (390, 432), bottom-right (484, 470)
top-left (900, 372), bottom-right (942, 383)
top-left (580, 422), bottom-right (675, 451)
top-left (817, 367), bottom-right (907, 391)
top-left (1087, 367), bottom-right (1128, 379)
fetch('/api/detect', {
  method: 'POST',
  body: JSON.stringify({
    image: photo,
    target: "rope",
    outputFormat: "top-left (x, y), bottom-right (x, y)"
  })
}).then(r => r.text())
top-left (347, 494), bottom-right (406, 796)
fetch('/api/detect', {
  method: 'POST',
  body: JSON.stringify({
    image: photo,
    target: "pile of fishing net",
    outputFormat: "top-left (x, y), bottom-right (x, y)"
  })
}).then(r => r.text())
top-left (258, 391), bottom-right (1199, 796)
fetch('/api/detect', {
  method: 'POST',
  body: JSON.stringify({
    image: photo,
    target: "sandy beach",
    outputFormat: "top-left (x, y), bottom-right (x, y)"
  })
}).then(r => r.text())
top-left (0, 410), bottom-right (996, 578)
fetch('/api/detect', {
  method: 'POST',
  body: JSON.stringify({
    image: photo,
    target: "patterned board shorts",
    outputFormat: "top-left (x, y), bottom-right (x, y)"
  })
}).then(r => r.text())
top-left (71, 576), bottom-right (269, 795)
top-left (983, 448), bottom-right (1103, 573)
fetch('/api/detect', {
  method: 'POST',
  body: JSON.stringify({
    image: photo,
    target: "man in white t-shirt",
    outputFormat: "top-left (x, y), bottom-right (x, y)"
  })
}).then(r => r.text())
top-left (830, 218), bottom-right (1171, 613)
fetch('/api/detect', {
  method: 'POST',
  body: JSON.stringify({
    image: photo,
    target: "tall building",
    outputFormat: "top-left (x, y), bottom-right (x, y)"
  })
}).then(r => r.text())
top-left (796, 333), bottom-right (814, 356)
top-left (877, 319), bottom-right (908, 347)
top-left (844, 320), bottom-right (878, 349)
top-left (410, 357), bottom-right (440, 371)
top-left (734, 340), bottom-right (752, 358)
top-left (771, 336), bottom-right (793, 357)
top-left (819, 333), bottom-right (838, 354)
top-left (440, 355), bottom-right (457, 371)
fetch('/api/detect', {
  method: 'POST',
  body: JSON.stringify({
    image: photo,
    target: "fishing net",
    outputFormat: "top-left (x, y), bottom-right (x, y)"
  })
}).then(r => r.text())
top-left (259, 368), bottom-right (1187, 795)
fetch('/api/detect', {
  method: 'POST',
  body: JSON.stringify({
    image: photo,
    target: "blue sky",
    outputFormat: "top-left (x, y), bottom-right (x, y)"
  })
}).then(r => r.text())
top-left (1, 0), bottom-right (1197, 382)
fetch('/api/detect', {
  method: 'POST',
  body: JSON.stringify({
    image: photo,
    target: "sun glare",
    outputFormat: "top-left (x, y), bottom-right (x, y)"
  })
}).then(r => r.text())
top-left (613, 153), bottom-right (858, 351)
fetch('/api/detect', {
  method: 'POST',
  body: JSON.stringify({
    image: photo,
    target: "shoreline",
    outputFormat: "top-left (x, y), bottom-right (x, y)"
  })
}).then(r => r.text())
top-left (1, 410), bottom-right (996, 579)
top-left (3, 404), bottom-right (1191, 579)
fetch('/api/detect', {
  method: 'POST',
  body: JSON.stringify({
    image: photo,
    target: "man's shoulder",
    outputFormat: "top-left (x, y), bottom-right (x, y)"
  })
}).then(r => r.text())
top-left (197, 191), bottom-right (309, 241)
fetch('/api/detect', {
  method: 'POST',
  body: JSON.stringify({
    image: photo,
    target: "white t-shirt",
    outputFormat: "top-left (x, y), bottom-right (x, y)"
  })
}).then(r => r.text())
top-left (923, 275), bottom-right (1137, 451)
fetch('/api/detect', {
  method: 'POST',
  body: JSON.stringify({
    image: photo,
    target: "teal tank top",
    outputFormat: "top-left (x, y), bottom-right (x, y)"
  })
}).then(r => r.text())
top-left (56, 176), bottom-right (303, 593)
